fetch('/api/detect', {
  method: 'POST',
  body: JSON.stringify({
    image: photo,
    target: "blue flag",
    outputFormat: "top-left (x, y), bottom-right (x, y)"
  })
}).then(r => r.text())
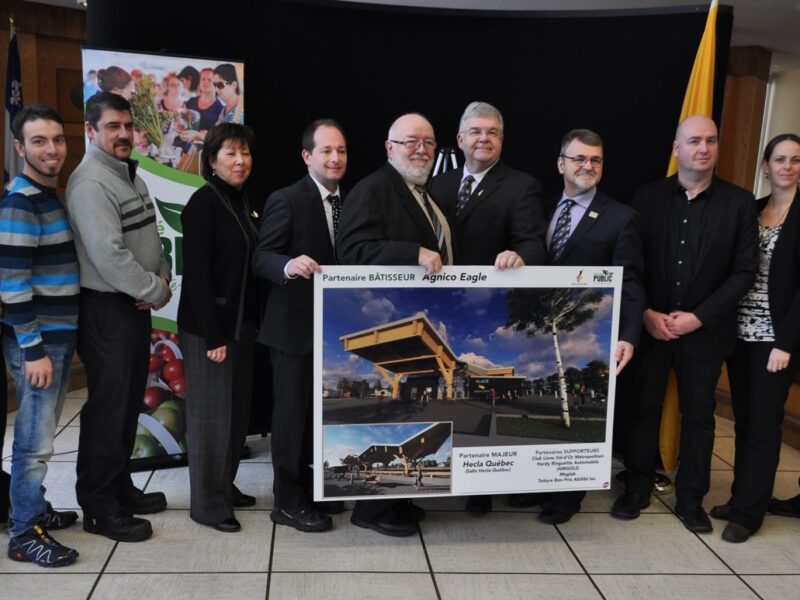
top-left (4, 21), bottom-right (23, 186)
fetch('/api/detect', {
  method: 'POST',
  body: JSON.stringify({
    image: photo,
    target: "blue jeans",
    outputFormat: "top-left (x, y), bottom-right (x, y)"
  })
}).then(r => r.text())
top-left (3, 333), bottom-right (75, 537)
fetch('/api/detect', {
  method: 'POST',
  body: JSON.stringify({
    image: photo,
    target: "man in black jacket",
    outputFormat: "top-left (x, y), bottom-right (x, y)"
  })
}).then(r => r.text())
top-left (612, 116), bottom-right (758, 533)
top-left (253, 119), bottom-right (348, 532)
top-left (511, 128), bottom-right (645, 523)
top-left (337, 112), bottom-right (451, 536)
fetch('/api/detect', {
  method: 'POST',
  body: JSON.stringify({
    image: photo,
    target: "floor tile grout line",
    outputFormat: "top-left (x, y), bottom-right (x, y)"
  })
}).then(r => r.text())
top-left (552, 523), bottom-right (607, 600)
top-left (265, 520), bottom-right (276, 600)
top-left (691, 531), bottom-right (766, 600)
top-left (85, 539), bottom-right (121, 600)
top-left (417, 524), bottom-right (442, 600)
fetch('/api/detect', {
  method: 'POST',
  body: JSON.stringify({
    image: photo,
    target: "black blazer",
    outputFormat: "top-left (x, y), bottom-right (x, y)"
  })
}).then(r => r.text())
top-left (633, 175), bottom-right (758, 359)
top-left (429, 161), bottom-right (547, 266)
top-left (177, 178), bottom-right (259, 350)
top-left (337, 162), bottom-right (440, 266)
top-left (545, 189), bottom-right (645, 346)
top-left (252, 175), bottom-right (336, 355)
top-left (759, 188), bottom-right (800, 353)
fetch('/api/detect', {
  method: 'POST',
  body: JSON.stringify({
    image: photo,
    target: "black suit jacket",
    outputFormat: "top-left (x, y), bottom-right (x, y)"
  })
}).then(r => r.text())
top-left (429, 161), bottom-right (546, 266)
top-left (633, 175), bottom-right (758, 359)
top-left (545, 189), bottom-right (645, 346)
top-left (759, 188), bottom-right (800, 353)
top-left (337, 162), bottom-right (441, 265)
top-left (252, 175), bottom-right (336, 355)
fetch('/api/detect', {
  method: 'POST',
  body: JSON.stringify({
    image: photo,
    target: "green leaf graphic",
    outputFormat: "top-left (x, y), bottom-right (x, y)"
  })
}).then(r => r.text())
top-left (155, 197), bottom-right (184, 234)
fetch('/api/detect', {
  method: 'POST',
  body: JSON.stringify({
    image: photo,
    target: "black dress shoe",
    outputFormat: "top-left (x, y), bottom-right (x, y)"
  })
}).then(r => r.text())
top-left (466, 495), bottom-right (492, 514)
top-left (507, 493), bottom-right (551, 508)
top-left (611, 492), bottom-right (651, 520)
top-left (312, 500), bottom-right (346, 515)
top-left (120, 489), bottom-right (167, 515)
top-left (675, 505), bottom-right (713, 533)
top-left (710, 503), bottom-right (732, 520)
top-left (84, 510), bottom-right (152, 542)
top-left (214, 517), bottom-right (241, 533)
top-left (721, 521), bottom-right (751, 543)
top-left (350, 511), bottom-right (417, 537)
top-left (232, 486), bottom-right (256, 508)
top-left (538, 505), bottom-right (577, 525)
top-left (270, 506), bottom-right (332, 532)
top-left (395, 501), bottom-right (425, 522)
top-left (768, 494), bottom-right (800, 518)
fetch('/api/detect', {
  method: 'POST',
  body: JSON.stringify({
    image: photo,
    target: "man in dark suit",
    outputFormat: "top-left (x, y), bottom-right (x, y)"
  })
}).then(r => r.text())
top-left (337, 112), bottom-right (451, 536)
top-left (253, 119), bottom-right (348, 532)
top-left (430, 101), bottom-right (546, 514)
top-left (612, 115), bottom-right (758, 533)
top-left (511, 128), bottom-right (645, 523)
top-left (430, 101), bottom-right (546, 269)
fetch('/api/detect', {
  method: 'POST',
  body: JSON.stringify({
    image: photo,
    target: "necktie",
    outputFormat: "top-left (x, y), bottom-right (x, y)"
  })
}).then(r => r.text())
top-left (415, 185), bottom-right (449, 265)
top-left (455, 174), bottom-right (475, 216)
top-left (549, 198), bottom-right (575, 261)
top-left (327, 194), bottom-right (341, 239)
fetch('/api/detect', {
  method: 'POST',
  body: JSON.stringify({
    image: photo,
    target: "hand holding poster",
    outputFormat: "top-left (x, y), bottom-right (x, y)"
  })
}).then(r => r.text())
top-left (314, 265), bottom-right (622, 501)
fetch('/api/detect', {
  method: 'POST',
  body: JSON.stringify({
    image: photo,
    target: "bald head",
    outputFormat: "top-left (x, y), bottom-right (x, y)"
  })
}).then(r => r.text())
top-left (386, 113), bottom-right (437, 186)
top-left (673, 115), bottom-right (718, 179)
top-left (675, 115), bottom-right (717, 141)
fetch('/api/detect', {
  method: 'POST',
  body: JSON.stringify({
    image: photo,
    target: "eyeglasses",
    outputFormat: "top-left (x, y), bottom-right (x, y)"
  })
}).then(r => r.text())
top-left (213, 81), bottom-right (231, 90)
top-left (461, 127), bottom-right (502, 139)
top-left (389, 138), bottom-right (437, 151)
top-left (561, 154), bottom-right (603, 167)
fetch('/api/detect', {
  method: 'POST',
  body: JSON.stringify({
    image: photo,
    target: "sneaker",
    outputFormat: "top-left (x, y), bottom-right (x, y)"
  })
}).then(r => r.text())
top-left (8, 525), bottom-right (78, 568)
top-left (42, 502), bottom-right (79, 530)
top-left (83, 510), bottom-right (153, 542)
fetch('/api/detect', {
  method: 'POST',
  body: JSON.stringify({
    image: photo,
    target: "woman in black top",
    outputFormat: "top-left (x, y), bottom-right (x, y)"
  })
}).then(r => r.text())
top-left (177, 123), bottom-right (260, 532)
top-left (714, 133), bottom-right (800, 542)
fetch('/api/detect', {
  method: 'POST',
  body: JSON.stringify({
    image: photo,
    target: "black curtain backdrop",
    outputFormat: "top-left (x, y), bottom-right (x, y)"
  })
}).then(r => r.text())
top-left (87, 1), bottom-right (732, 203)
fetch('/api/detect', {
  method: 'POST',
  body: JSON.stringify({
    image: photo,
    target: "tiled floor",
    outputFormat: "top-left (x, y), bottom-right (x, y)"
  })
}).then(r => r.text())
top-left (2, 388), bottom-right (799, 600)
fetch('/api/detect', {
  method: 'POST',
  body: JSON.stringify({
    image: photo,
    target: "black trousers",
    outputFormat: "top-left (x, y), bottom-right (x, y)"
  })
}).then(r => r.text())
top-left (269, 349), bottom-right (314, 509)
top-left (727, 340), bottom-right (799, 532)
top-left (624, 336), bottom-right (722, 508)
top-left (182, 324), bottom-right (254, 524)
top-left (76, 291), bottom-right (151, 517)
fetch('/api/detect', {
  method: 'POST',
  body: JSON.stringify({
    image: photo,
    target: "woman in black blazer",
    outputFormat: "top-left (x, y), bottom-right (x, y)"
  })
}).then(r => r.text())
top-left (713, 133), bottom-right (800, 542)
top-left (177, 123), bottom-right (260, 532)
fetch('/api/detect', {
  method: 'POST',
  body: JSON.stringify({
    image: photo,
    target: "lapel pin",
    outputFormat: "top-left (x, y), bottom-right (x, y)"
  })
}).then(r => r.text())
top-left (477, 190), bottom-right (484, 197)
top-left (588, 211), bottom-right (598, 219)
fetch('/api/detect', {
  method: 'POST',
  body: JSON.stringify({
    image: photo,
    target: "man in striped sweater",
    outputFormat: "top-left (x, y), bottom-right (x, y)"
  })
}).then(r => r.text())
top-left (0, 104), bottom-right (80, 567)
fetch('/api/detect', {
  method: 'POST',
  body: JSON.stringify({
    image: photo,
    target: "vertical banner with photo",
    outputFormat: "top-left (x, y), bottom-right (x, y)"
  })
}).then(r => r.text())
top-left (80, 49), bottom-right (245, 468)
top-left (314, 266), bottom-right (622, 501)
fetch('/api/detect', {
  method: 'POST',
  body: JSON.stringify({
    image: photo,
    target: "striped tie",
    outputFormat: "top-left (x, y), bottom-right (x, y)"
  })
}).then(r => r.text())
top-left (415, 186), bottom-right (449, 265)
top-left (549, 198), bottom-right (575, 261)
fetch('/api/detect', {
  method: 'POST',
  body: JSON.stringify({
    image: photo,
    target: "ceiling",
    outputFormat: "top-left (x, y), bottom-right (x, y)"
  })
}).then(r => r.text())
top-left (27, 0), bottom-right (800, 70)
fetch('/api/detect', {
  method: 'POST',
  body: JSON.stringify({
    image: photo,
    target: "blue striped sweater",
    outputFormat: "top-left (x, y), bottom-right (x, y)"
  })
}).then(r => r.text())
top-left (0, 173), bottom-right (79, 360)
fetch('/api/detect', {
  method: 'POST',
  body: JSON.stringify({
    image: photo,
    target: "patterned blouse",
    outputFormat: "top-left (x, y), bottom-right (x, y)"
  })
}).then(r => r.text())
top-left (737, 223), bottom-right (781, 341)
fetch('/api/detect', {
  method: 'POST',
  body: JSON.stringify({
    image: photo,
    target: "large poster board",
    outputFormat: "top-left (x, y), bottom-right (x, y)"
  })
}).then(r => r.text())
top-left (80, 49), bottom-right (245, 467)
top-left (314, 266), bottom-right (622, 500)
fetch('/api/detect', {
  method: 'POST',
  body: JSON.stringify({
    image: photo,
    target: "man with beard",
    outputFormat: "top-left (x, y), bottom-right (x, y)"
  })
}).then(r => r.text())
top-left (509, 128), bottom-right (644, 523)
top-left (0, 104), bottom-right (81, 567)
top-left (337, 113), bottom-right (451, 535)
top-left (66, 92), bottom-right (172, 543)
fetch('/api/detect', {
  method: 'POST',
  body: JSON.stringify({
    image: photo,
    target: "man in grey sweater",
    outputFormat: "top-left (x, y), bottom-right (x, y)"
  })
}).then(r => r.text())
top-left (66, 92), bottom-right (171, 543)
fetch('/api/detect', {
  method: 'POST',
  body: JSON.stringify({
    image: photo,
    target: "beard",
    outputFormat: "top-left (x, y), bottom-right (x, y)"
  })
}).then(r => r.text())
top-left (390, 154), bottom-right (432, 186)
top-left (24, 155), bottom-right (61, 181)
